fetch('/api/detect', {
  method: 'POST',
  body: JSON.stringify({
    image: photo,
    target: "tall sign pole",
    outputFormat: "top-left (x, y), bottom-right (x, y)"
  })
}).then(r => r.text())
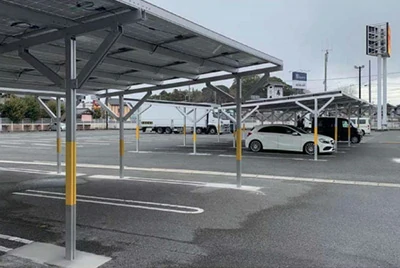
top-left (366, 22), bottom-right (391, 130)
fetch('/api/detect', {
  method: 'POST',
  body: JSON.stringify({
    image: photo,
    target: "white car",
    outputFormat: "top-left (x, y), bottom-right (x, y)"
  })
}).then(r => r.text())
top-left (245, 125), bottom-right (335, 155)
top-left (350, 117), bottom-right (371, 136)
top-left (49, 122), bottom-right (66, 131)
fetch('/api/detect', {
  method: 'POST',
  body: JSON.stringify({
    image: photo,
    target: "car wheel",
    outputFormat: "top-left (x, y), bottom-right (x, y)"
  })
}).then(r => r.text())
top-left (303, 142), bottom-right (315, 155)
top-left (156, 127), bottom-right (164, 134)
top-left (165, 127), bottom-right (172, 134)
top-left (351, 136), bottom-right (359, 144)
top-left (196, 128), bottom-right (203, 134)
top-left (249, 140), bottom-right (262, 152)
top-left (361, 130), bottom-right (365, 136)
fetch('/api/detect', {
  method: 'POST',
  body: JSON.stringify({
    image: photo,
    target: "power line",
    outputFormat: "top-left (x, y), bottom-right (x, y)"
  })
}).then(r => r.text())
top-left (284, 71), bottom-right (400, 83)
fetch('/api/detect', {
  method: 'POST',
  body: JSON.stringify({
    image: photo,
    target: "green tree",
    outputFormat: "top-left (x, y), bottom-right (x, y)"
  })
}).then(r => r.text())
top-left (92, 107), bottom-right (102, 119)
top-left (23, 96), bottom-right (41, 121)
top-left (2, 96), bottom-right (27, 123)
top-left (41, 100), bottom-right (65, 118)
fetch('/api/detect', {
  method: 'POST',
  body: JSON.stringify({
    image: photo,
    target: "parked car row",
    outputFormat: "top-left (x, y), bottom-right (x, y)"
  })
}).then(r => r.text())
top-left (245, 117), bottom-right (363, 155)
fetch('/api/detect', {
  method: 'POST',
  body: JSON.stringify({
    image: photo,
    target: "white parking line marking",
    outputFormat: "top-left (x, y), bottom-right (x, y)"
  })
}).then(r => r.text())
top-left (32, 143), bottom-right (54, 147)
top-left (0, 246), bottom-right (12, 252)
top-left (0, 145), bottom-right (51, 150)
top-left (0, 234), bottom-right (33, 244)
top-left (13, 190), bottom-right (204, 214)
top-left (393, 158), bottom-right (400, 163)
top-left (2, 160), bottom-right (400, 189)
top-left (88, 175), bottom-right (262, 192)
top-left (0, 167), bottom-right (85, 176)
top-left (218, 154), bottom-right (328, 162)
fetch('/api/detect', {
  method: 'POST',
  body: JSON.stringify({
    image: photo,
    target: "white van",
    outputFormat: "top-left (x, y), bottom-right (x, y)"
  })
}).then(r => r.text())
top-left (350, 117), bottom-right (371, 135)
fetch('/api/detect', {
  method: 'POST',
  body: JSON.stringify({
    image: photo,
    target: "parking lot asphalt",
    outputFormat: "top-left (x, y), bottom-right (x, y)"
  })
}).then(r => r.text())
top-left (0, 130), bottom-right (400, 267)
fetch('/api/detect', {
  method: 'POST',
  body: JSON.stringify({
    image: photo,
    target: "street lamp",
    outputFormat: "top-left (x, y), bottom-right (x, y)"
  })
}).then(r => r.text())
top-left (354, 65), bottom-right (365, 99)
top-left (354, 65), bottom-right (365, 121)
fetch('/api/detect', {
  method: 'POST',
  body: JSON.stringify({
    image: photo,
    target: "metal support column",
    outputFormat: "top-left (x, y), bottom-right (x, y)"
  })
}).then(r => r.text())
top-left (105, 89), bottom-right (109, 130)
top-left (136, 107), bottom-right (140, 152)
top-left (183, 107), bottom-right (187, 146)
top-left (383, 57), bottom-right (388, 129)
top-left (334, 104), bottom-right (338, 152)
top-left (193, 108), bottom-right (197, 154)
top-left (119, 95), bottom-right (124, 178)
top-left (56, 97), bottom-right (61, 174)
top-left (65, 36), bottom-right (77, 261)
top-left (347, 105), bottom-right (351, 147)
top-left (377, 55), bottom-right (382, 130)
top-left (313, 99), bottom-right (318, 161)
top-left (236, 76), bottom-right (242, 187)
top-left (217, 109), bottom-right (221, 143)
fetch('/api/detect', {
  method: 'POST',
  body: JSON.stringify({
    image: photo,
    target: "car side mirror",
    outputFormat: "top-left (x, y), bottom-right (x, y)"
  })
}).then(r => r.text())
top-left (292, 132), bottom-right (300, 136)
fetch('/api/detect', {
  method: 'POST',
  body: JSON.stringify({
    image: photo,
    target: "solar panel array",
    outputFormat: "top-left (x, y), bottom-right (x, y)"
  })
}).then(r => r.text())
top-left (0, 0), bottom-right (282, 93)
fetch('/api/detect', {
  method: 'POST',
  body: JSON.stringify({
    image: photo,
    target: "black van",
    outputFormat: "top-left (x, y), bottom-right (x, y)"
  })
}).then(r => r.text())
top-left (311, 117), bottom-right (362, 143)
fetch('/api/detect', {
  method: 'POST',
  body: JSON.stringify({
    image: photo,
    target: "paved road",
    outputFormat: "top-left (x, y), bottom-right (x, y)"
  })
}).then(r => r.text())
top-left (0, 130), bottom-right (399, 267)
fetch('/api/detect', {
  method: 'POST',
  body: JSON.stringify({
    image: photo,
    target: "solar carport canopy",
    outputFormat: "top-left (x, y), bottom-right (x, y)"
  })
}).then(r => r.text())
top-left (222, 91), bottom-right (372, 112)
top-left (0, 0), bottom-right (283, 93)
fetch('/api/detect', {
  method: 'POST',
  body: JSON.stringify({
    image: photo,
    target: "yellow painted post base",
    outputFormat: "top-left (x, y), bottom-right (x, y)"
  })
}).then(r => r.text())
top-left (65, 141), bottom-right (76, 206)
top-left (236, 129), bottom-right (242, 160)
top-left (119, 139), bottom-right (125, 157)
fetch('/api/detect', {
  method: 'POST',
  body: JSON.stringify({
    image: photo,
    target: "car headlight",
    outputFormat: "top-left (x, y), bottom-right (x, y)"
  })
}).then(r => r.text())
top-left (319, 138), bottom-right (330, 144)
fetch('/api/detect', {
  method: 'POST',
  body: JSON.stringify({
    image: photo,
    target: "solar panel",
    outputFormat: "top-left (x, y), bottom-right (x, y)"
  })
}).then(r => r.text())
top-left (0, 0), bottom-right (283, 93)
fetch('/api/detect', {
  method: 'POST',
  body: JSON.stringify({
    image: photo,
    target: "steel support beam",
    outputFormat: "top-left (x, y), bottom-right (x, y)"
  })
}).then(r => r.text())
top-left (19, 49), bottom-right (64, 87)
top-left (98, 66), bottom-right (283, 97)
top-left (193, 108), bottom-right (197, 154)
top-left (236, 76), bottom-right (242, 188)
top-left (243, 73), bottom-right (270, 100)
top-left (206, 82), bottom-right (235, 101)
top-left (347, 104), bottom-right (351, 147)
top-left (195, 111), bottom-right (209, 124)
top-left (0, 10), bottom-right (145, 54)
top-left (26, 45), bottom-right (197, 81)
top-left (335, 104), bottom-right (338, 152)
top-left (119, 95), bottom-right (125, 178)
top-left (241, 106), bottom-right (259, 123)
top-left (0, 87), bottom-right (64, 97)
top-left (77, 26), bottom-right (123, 88)
top-left (36, 97), bottom-right (56, 119)
top-left (295, 101), bottom-right (314, 114)
top-left (123, 91), bottom-right (152, 121)
top-left (91, 31), bottom-right (238, 73)
top-left (318, 97), bottom-right (335, 114)
top-left (314, 99), bottom-right (318, 161)
top-left (183, 107), bottom-right (187, 146)
top-left (65, 36), bottom-right (77, 261)
top-left (221, 110), bottom-right (236, 124)
top-left (97, 100), bottom-right (119, 120)
top-left (56, 97), bottom-right (62, 174)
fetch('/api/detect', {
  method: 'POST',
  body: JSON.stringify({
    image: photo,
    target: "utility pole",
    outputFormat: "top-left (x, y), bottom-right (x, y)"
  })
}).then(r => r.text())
top-left (323, 50), bottom-right (329, 91)
top-left (354, 65), bottom-right (365, 120)
top-left (354, 65), bottom-right (365, 99)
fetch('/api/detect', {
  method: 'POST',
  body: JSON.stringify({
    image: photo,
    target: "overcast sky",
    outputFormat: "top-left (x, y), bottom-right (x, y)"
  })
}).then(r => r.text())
top-left (144, 0), bottom-right (400, 105)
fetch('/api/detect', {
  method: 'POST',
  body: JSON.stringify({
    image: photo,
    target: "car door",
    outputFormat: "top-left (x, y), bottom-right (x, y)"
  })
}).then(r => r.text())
top-left (276, 126), bottom-right (302, 151)
top-left (257, 126), bottom-right (279, 150)
top-left (340, 119), bottom-right (350, 141)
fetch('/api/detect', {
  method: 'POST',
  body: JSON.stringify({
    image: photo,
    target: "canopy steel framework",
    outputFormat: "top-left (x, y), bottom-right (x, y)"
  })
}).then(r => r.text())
top-left (222, 90), bottom-right (373, 160)
top-left (0, 0), bottom-right (283, 262)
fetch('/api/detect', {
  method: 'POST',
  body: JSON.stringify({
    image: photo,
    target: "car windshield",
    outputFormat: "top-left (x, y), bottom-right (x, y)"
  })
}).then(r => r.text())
top-left (290, 126), bottom-right (308, 134)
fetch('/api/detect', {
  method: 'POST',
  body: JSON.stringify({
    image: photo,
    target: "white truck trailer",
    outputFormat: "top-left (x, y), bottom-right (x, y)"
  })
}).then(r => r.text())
top-left (126, 99), bottom-right (231, 134)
